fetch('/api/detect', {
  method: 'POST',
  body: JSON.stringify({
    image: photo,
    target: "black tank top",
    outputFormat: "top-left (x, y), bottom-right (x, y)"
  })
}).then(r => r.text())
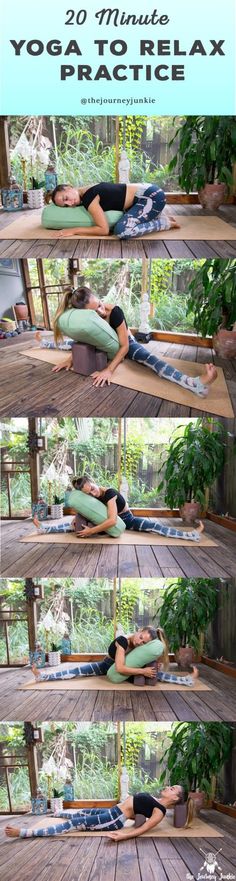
top-left (81, 182), bottom-right (127, 212)
top-left (133, 793), bottom-right (166, 819)
top-left (100, 487), bottom-right (126, 514)
top-left (108, 635), bottom-right (128, 659)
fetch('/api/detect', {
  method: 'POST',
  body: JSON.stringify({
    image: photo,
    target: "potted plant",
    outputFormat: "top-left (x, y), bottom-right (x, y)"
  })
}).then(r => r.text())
top-left (14, 300), bottom-right (29, 322)
top-left (160, 722), bottom-right (233, 821)
top-left (157, 419), bottom-right (227, 525)
top-left (187, 259), bottom-right (236, 359)
top-left (169, 116), bottom-right (236, 210)
top-left (41, 754), bottom-right (73, 814)
top-left (157, 579), bottom-right (218, 669)
top-left (51, 493), bottom-right (65, 520)
top-left (38, 599), bottom-right (70, 665)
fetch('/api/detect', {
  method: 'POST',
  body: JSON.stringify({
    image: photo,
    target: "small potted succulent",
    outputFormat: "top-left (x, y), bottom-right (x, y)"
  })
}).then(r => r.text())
top-left (187, 259), bottom-right (236, 359)
top-left (51, 493), bottom-right (65, 521)
top-left (169, 116), bottom-right (236, 210)
top-left (157, 579), bottom-right (218, 670)
top-left (157, 419), bottom-right (227, 526)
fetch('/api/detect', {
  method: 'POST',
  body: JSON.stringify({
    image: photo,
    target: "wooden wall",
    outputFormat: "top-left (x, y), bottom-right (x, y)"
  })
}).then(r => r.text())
top-left (206, 580), bottom-right (236, 663)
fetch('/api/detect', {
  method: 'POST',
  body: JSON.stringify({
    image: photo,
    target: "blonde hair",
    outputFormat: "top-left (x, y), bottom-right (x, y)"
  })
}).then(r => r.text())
top-left (174, 786), bottom-right (195, 828)
top-left (156, 626), bottom-right (169, 671)
top-left (53, 286), bottom-right (93, 345)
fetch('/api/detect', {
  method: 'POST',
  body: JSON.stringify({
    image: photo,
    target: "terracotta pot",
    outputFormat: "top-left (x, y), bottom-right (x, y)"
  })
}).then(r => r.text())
top-left (213, 329), bottom-right (236, 359)
top-left (179, 501), bottom-right (201, 526)
top-left (176, 646), bottom-right (194, 670)
top-left (189, 791), bottom-right (205, 812)
top-left (14, 303), bottom-right (29, 321)
top-left (198, 182), bottom-right (227, 210)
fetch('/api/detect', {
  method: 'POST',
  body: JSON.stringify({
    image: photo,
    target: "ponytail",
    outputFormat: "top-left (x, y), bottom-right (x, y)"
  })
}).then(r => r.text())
top-left (156, 626), bottom-right (169, 671)
top-left (184, 795), bottom-right (195, 828)
top-left (53, 286), bottom-right (93, 345)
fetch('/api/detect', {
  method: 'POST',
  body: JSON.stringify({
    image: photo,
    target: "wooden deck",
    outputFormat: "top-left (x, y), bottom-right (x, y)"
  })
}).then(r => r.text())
top-left (0, 203), bottom-right (236, 258)
top-left (1, 518), bottom-right (236, 579)
top-left (1, 332), bottom-right (236, 418)
top-left (0, 810), bottom-right (235, 881)
top-left (1, 663), bottom-right (235, 722)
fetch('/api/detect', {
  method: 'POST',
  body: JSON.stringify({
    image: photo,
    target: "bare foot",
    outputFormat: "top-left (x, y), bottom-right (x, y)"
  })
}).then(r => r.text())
top-left (31, 663), bottom-right (41, 681)
top-left (5, 826), bottom-right (20, 838)
top-left (191, 665), bottom-right (199, 682)
top-left (201, 364), bottom-right (218, 386)
top-left (169, 215), bottom-right (181, 230)
top-left (33, 514), bottom-right (41, 530)
top-left (196, 521), bottom-right (204, 535)
top-left (34, 331), bottom-right (42, 344)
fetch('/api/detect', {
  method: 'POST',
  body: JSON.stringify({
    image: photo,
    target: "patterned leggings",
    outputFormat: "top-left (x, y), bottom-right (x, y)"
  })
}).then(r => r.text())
top-left (113, 185), bottom-right (170, 239)
top-left (37, 515), bottom-right (200, 541)
top-left (36, 656), bottom-right (194, 686)
top-left (19, 805), bottom-right (125, 837)
top-left (120, 510), bottom-right (201, 542)
top-left (40, 334), bottom-right (207, 398)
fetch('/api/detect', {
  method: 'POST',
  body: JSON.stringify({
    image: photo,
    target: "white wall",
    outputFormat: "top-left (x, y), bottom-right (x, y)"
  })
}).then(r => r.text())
top-left (0, 261), bottom-right (26, 318)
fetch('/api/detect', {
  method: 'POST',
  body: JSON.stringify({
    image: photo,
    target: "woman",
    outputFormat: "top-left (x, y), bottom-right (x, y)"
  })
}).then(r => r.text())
top-left (5, 785), bottom-right (194, 840)
top-left (33, 473), bottom-right (204, 542)
top-left (49, 181), bottom-right (180, 239)
top-left (31, 625), bottom-right (199, 687)
top-left (38, 286), bottom-right (217, 397)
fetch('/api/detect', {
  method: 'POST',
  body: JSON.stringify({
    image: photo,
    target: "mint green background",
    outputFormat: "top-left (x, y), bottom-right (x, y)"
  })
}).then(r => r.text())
top-left (1, 0), bottom-right (236, 114)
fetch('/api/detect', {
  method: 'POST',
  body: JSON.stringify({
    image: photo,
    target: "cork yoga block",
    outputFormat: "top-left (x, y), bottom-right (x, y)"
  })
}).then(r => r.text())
top-left (72, 342), bottom-right (107, 376)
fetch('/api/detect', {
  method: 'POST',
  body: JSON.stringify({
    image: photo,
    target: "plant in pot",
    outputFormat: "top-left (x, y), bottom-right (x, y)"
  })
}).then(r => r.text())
top-left (187, 259), bottom-right (236, 359)
top-left (38, 595), bottom-right (70, 666)
top-left (157, 418), bottom-right (227, 526)
top-left (41, 753), bottom-right (73, 814)
top-left (156, 578), bottom-right (218, 670)
top-left (169, 116), bottom-right (236, 210)
top-left (159, 722), bottom-right (233, 825)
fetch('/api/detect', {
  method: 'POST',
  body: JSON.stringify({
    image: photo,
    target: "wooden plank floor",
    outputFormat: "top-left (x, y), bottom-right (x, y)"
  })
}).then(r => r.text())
top-left (1, 333), bottom-right (236, 418)
top-left (0, 203), bottom-right (236, 258)
top-left (0, 811), bottom-right (235, 881)
top-left (1, 518), bottom-right (236, 579)
top-left (0, 663), bottom-right (235, 722)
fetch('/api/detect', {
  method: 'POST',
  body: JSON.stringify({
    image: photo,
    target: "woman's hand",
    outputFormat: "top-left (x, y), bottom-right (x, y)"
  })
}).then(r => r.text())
top-left (57, 229), bottom-right (75, 237)
top-left (105, 830), bottom-right (126, 841)
top-left (91, 367), bottom-right (113, 387)
top-left (52, 355), bottom-right (72, 373)
top-left (76, 525), bottom-right (95, 537)
top-left (144, 666), bottom-right (158, 679)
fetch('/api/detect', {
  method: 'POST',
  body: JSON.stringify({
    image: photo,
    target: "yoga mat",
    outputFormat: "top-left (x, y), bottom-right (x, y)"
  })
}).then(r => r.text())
top-left (21, 670), bottom-right (211, 692)
top-left (19, 345), bottom-right (234, 419)
top-left (22, 815), bottom-right (222, 838)
top-left (1, 212), bottom-right (236, 240)
top-left (21, 528), bottom-right (217, 548)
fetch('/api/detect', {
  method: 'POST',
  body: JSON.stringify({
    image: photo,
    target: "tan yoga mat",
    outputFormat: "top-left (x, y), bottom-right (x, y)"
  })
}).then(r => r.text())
top-left (19, 345), bottom-right (234, 419)
top-left (1, 212), bottom-right (236, 240)
top-left (21, 528), bottom-right (217, 548)
top-left (24, 814), bottom-right (222, 838)
top-left (21, 670), bottom-right (211, 692)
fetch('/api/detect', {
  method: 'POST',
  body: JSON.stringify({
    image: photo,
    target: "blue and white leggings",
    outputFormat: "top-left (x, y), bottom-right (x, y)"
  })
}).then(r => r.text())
top-left (114, 185), bottom-right (171, 239)
top-left (40, 334), bottom-right (208, 398)
top-left (36, 514), bottom-right (201, 542)
top-left (36, 656), bottom-right (194, 687)
top-left (19, 805), bottom-right (125, 837)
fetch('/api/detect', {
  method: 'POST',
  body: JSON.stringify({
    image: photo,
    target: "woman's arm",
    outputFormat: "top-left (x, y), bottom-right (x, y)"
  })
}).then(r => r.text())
top-left (76, 497), bottom-right (118, 537)
top-left (114, 644), bottom-right (156, 678)
top-left (58, 197), bottom-right (110, 238)
top-left (92, 321), bottom-right (129, 387)
top-left (106, 808), bottom-right (164, 841)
